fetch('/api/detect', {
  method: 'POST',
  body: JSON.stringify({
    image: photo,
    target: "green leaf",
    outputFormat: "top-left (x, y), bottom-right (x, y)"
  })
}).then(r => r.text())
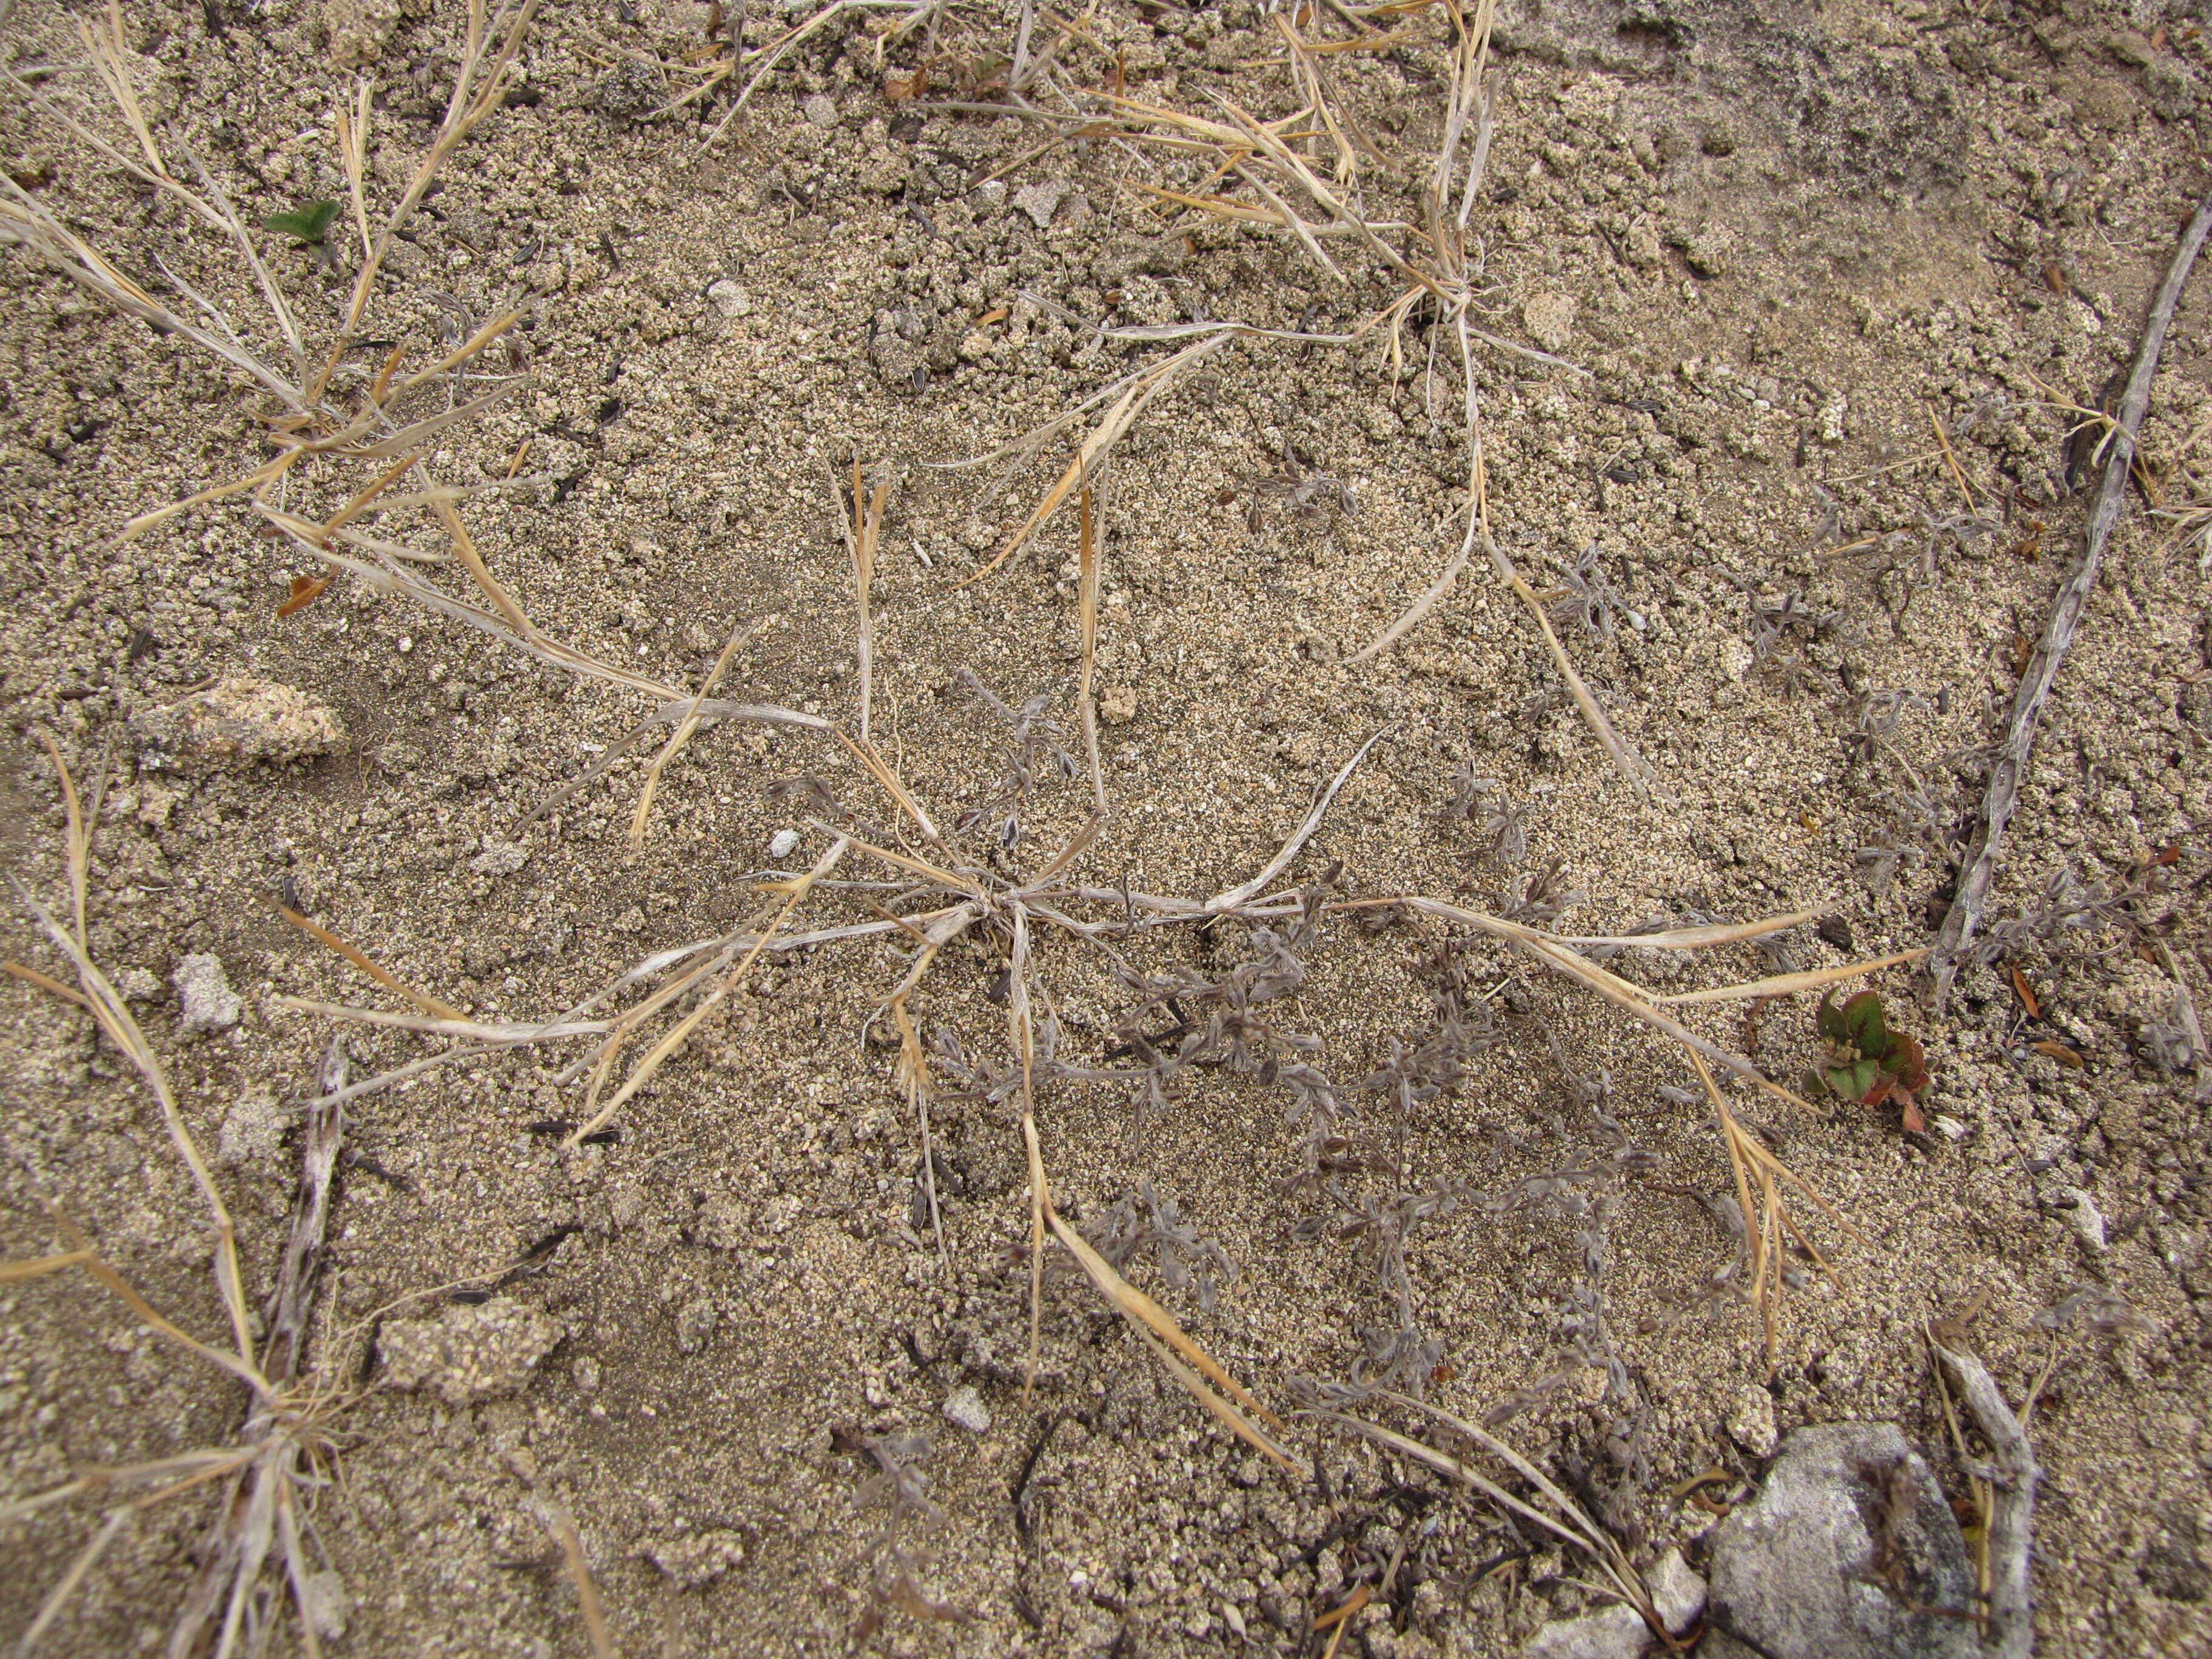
top-left (1838, 990), bottom-right (1887, 1055)
top-left (1827, 1059), bottom-right (1881, 1102)
top-left (1883, 1032), bottom-right (1928, 1094)
top-left (262, 199), bottom-right (341, 243)
top-left (1816, 990), bottom-right (1850, 1045)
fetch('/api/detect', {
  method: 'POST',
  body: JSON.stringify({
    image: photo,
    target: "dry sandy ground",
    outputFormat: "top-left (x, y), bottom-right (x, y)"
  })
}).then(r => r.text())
top-left (4, 0), bottom-right (2212, 1654)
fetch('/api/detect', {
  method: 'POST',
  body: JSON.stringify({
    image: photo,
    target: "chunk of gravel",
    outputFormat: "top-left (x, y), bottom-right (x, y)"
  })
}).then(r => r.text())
top-left (173, 952), bottom-right (241, 1034)
top-left (113, 967), bottom-right (162, 1003)
top-left (768, 828), bottom-right (800, 859)
top-left (1703, 1421), bottom-right (1977, 1659)
top-left (942, 1384), bottom-right (992, 1434)
top-left (469, 839), bottom-right (529, 876)
top-left (591, 58), bottom-right (667, 122)
top-left (132, 677), bottom-right (346, 773)
top-left (643, 1529), bottom-right (746, 1589)
top-left (1013, 178), bottom-right (1068, 229)
top-left (218, 1090), bottom-right (285, 1165)
top-left (378, 1298), bottom-right (565, 1407)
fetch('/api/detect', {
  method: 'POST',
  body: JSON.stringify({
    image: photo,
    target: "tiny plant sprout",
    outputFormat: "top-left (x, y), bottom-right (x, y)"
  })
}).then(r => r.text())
top-left (1812, 988), bottom-right (1929, 1133)
top-left (261, 198), bottom-right (342, 244)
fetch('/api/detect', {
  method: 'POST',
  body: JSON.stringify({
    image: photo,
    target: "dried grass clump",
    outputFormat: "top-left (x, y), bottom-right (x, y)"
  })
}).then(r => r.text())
top-left (3, 0), bottom-right (1955, 1643)
top-left (5, 743), bottom-right (361, 1657)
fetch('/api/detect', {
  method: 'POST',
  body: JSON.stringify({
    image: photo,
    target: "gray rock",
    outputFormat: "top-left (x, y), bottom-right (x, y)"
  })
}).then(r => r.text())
top-left (768, 828), bottom-right (800, 859)
top-left (218, 1090), bottom-right (284, 1165)
top-left (1519, 1603), bottom-right (1645, 1659)
top-left (1677, 220), bottom-right (1738, 280)
top-left (1647, 1547), bottom-right (1706, 1635)
top-left (113, 966), bottom-right (162, 1004)
top-left (1012, 178), bottom-right (1067, 230)
top-left (643, 1529), bottom-right (745, 1589)
top-left (706, 278), bottom-right (754, 319)
top-left (802, 93), bottom-right (838, 127)
top-left (1705, 1422), bottom-right (1978, 1659)
top-left (173, 953), bottom-right (241, 1034)
top-left (1520, 291), bottom-right (1578, 355)
top-left (300, 1568), bottom-right (349, 1641)
top-left (942, 1384), bottom-right (992, 1434)
top-left (469, 839), bottom-right (528, 876)
top-left (133, 677), bottom-right (345, 773)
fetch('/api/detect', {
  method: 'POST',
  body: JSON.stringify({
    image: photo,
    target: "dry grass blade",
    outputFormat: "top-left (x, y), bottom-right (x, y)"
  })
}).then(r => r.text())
top-left (1559, 908), bottom-right (1835, 949)
top-left (1205, 729), bottom-right (1389, 912)
top-left (522, 692), bottom-right (828, 828)
top-left (41, 1207), bottom-right (267, 1398)
top-left (1487, 532), bottom-right (1669, 800)
top-left (1684, 1046), bottom-right (1858, 1370)
top-left (957, 330), bottom-right (1239, 585)
top-left (835, 728), bottom-right (944, 843)
top-left (0, 1249), bottom-right (96, 1283)
top-left (291, 536), bottom-right (688, 702)
top-left (276, 903), bottom-right (467, 1022)
top-left (19, 740), bottom-right (255, 1372)
top-left (563, 837), bottom-right (850, 1147)
top-left (1046, 1210), bottom-right (1296, 1469)
top-left (18, 1507), bottom-right (135, 1655)
top-left (325, 0), bottom-right (539, 352)
top-left (630, 627), bottom-right (748, 846)
top-left (0, 184), bottom-right (304, 409)
top-left (1010, 908), bottom-right (1048, 1402)
top-left (1653, 949), bottom-right (1927, 1007)
top-left (1352, 317), bottom-right (1487, 663)
top-left (1076, 480), bottom-right (1107, 814)
top-left (178, 139), bottom-right (304, 360)
top-left (844, 459), bottom-right (890, 743)
top-left (78, 0), bottom-right (164, 178)
top-left (539, 1504), bottom-right (618, 1659)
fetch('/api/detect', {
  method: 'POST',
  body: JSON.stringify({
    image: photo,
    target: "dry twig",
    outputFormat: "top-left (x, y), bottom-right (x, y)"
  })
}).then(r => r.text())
top-left (1933, 189), bottom-right (2212, 1001)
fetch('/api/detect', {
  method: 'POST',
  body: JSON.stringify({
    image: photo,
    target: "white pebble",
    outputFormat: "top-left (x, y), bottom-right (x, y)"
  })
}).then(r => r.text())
top-left (942, 1384), bottom-right (991, 1434)
top-left (768, 829), bottom-right (800, 859)
top-left (173, 952), bottom-right (241, 1034)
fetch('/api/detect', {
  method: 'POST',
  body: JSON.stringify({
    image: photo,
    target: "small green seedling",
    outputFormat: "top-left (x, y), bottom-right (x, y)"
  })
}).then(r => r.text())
top-left (1814, 988), bottom-right (1929, 1133)
top-left (261, 199), bottom-right (341, 244)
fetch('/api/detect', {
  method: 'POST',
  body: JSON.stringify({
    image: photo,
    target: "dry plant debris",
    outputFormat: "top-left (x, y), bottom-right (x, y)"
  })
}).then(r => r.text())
top-left (4, 0), bottom-right (2212, 1652)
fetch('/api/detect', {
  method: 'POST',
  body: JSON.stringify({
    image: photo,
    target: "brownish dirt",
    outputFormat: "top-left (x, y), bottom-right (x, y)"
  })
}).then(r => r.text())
top-left (4, 0), bottom-right (2212, 1654)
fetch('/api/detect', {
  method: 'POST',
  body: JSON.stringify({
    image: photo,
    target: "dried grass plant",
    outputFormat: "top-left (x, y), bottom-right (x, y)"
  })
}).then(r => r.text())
top-left (4, 0), bottom-right (1939, 1643)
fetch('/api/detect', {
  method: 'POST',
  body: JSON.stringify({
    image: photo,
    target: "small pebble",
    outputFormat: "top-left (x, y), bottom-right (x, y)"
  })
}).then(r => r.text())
top-left (1520, 290), bottom-right (1578, 354)
top-left (942, 1384), bottom-right (992, 1434)
top-left (173, 952), bottom-right (241, 1034)
top-left (469, 839), bottom-right (529, 876)
top-left (132, 677), bottom-right (345, 773)
top-left (217, 1090), bottom-right (284, 1165)
top-left (768, 828), bottom-right (801, 859)
top-left (113, 967), bottom-right (161, 1003)
top-left (803, 93), bottom-right (838, 127)
top-left (1647, 1546), bottom-right (1708, 1635)
top-left (1013, 178), bottom-right (1067, 230)
top-left (705, 278), bottom-right (753, 318)
top-left (2068, 1186), bottom-right (2108, 1253)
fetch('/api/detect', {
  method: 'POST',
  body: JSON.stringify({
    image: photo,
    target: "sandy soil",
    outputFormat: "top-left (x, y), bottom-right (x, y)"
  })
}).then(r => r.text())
top-left (4, 0), bottom-right (2211, 1654)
